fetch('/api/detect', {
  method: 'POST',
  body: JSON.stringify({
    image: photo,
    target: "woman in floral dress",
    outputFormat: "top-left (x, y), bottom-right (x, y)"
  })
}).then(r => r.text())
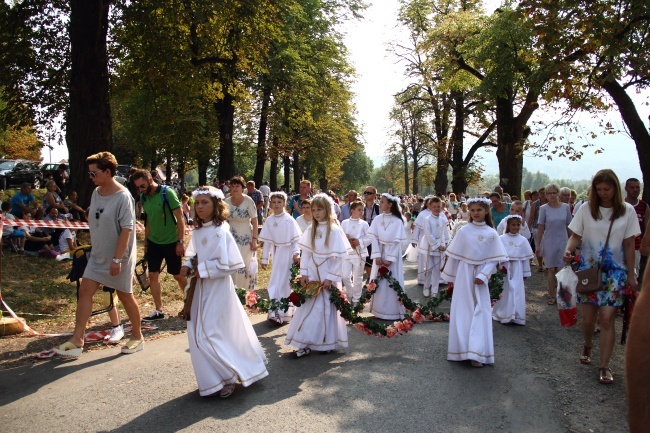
top-left (564, 169), bottom-right (640, 385)
top-left (225, 176), bottom-right (258, 290)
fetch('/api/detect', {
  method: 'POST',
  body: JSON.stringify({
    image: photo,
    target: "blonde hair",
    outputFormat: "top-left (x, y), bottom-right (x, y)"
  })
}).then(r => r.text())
top-left (310, 195), bottom-right (335, 248)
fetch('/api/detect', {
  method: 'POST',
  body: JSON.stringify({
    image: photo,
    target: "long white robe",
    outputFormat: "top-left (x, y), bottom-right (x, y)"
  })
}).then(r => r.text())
top-left (369, 213), bottom-right (408, 320)
top-left (284, 221), bottom-right (352, 351)
top-left (184, 221), bottom-right (268, 396)
top-left (443, 222), bottom-right (508, 365)
top-left (259, 212), bottom-right (301, 322)
top-left (412, 209), bottom-right (432, 284)
top-left (423, 213), bottom-right (451, 295)
top-left (341, 218), bottom-right (371, 303)
top-left (492, 233), bottom-right (534, 325)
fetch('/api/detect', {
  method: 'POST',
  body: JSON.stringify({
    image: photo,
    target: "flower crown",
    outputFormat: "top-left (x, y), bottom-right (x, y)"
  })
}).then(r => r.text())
top-left (466, 197), bottom-right (491, 206)
top-left (192, 187), bottom-right (225, 200)
top-left (381, 192), bottom-right (400, 205)
top-left (269, 191), bottom-right (287, 202)
top-left (312, 192), bottom-right (334, 208)
top-left (502, 214), bottom-right (522, 224)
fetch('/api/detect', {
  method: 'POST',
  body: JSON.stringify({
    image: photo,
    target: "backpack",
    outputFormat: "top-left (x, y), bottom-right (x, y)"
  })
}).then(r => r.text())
top-left (141, 185), bottom-right (177, 226)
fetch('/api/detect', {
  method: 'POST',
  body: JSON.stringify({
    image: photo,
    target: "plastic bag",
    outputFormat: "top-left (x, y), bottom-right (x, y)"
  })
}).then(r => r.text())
top-left (247, 251), bottom-right (258, 277)
top-left (555, 266), bottom-right (578, 326)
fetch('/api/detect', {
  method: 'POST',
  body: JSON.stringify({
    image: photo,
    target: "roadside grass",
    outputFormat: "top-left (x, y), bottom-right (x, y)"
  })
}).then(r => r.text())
top-left (0, 225), bottom-right (271, 368)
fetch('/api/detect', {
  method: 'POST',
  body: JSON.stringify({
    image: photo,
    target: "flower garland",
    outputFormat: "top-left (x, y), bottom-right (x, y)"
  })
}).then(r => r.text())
top-left (237, 263), bottom-right (451, 339)
top-left (488, 267), bottom-right (506, 307)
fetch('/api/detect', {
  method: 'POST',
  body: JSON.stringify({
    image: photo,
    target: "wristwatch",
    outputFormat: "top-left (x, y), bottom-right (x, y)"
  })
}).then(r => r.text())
top-left (112, 257), bottom-right (123, 264)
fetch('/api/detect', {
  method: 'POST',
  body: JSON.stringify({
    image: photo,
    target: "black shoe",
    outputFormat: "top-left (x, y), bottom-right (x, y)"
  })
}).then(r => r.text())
top-left (142, 311), bottom-right (164, 322)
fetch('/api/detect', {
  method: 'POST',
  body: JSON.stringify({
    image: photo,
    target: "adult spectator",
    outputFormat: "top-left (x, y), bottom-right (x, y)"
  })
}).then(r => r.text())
top-left (536, 183), bottom-right (572, 305)
top-left (287, 180), bottom-right (312, 219)
top-left (225, 176), bottom-right (258, 290)
top-left (10, 183), bottom-right (38, 218)
top-left (569, 189), bottom-right (578, 214)
top-left (489, 192), bottom-right (511, 227)
top-left (42, 180), bottom-right (69, 215)
top-left (63, 190), bottom-right (88, 222)
top-left (447, 193), bottom-right (460, 220)
top-left (339, 190), bottom-right (358, 222)
top-left (53, 151), bottom-right (143, 357)
top-left (527, 186), bottom-right (547, 270)
top-left (624, 178), bottom-right (649, 280)
top-left (53, 163), bottom-right (68, 199)
top-left (362, 186), bottom-right (380, 226)
top-left (246, 181), bottom-right (264, 225)
top-left (559, 187), bottom-right (571, 204)
top-left (131, 169), bottom-right (187, 322)
top-left (564, 169), bottom-right (640, 385)
top-left (260, 181), bottom-right (271, 220)
top-left (327, 190), bottom-right (341, 219)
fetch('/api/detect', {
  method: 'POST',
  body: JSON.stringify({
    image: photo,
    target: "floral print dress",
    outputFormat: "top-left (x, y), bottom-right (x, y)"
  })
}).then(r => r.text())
top-left (225, 195), bottom-right (258, 290)
top-left (568, 204), bottom-right (640, 307)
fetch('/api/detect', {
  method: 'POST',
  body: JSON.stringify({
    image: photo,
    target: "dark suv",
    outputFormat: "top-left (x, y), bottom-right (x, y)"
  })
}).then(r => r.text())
top-left (0, 160), bottom-right (43, 190)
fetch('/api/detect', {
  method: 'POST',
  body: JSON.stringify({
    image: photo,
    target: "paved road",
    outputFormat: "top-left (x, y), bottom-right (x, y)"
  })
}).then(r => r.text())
top-left (0, 262), bottom-right (627, 432)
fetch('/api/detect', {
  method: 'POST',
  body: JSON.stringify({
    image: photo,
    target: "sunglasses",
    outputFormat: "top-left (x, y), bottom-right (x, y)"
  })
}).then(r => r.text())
top-left (88, 170), bottom-right (102, 178)
top-left (363, 191), bottom-right (375, 195)
top-left (96, 208), bottom-right (104, 220)
top-left (136, 184), bottom-right (148, 189)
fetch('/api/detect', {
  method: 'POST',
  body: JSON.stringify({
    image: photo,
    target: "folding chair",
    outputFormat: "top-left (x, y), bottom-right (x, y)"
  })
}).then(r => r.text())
top-left (67, 245), bottom-right (115, 316)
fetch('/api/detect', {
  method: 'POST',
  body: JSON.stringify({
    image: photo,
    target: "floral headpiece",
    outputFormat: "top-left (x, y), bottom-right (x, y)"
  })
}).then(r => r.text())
top-left (466, 197), bottom-right (491, 206)
top-left (269, 191), bottom-right (287, 202)
top-left (312, 192), bottom-right (335, 208)
top-left (192, 187), bottom-right (225, 200)
top-left (502, 214), bottom-right (522, 224)
top-left (381, 192), bottom-right (401, 205)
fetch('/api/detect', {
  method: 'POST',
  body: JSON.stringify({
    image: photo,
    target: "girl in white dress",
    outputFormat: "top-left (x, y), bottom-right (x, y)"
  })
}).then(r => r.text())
top-left (181, 187), bottom-right (268, 397)
top-left (423, 197), bottom-right (451, 297)
top-left (492, 215), bottom-right (534, 325)
top-left (284, 194), bottom-right (352, 358)
top-left (369, 193), bottom-right (408, 320)
top-left (443, 197), bottom-right (508, 367)
top-left (259, 191), bottom-right (301, 324)
top-left (341, 200), bottom-right (371, 303)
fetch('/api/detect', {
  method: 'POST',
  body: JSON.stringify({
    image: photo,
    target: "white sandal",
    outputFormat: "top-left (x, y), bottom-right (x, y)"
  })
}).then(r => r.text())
top-left (294, 348), bottom-right (311, 358)
top-left (219, 383), bottom-right (236, 398)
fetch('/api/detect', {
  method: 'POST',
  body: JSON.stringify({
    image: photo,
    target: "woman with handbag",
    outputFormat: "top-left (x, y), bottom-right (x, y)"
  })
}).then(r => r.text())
top-left (563, 169), bottom-right (640, 384)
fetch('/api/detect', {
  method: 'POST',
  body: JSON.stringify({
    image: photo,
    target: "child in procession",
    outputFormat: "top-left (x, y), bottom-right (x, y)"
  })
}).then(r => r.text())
top-left (423, 197), bottom-right (451, 297)
top-left (442, 197), bottom-right (508, 367)
top-left (284, 194), bottom-right (352, 358)
top-left (457, 201), bottom-right (470, 221)
top-left (341, 200), bottom-right (371, 304)
top-left (180, 186), bottom-right (268, 397)
top-left (368, 193), bottom-right (409, 320)
top-left (496, 200), bottom-right (531, 240)
top-left (295, 198), bottom-right (312, 233)
top-left (492, 215), bottom-right (534, 325)
top-left (259, 191), bottom-right (302, 324)
top-left (411, 196), bottom-right (432, 285)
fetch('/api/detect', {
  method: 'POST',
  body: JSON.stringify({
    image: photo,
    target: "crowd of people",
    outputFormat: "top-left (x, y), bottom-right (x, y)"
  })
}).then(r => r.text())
top-left (4, 156), bottom-right (645, 411)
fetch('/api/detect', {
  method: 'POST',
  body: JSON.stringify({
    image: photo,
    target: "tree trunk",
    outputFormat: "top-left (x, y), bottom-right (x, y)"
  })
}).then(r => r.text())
top-left (450, 94), bottom-right (466, 195)
top-left (412, 160), bottom-right (419, 195)
top-left (402, 143), bottom-right (409, 196)
top-left (165, 148), bottom-right (172, 182)
top-left (292, 150), bottom-right (301, 192)
top-left (282, 155), bottom-right (291, 192)
top-left (215, 92), bottom-right (235, 182)
top-left (600, 78), bottom-right (650, 203)
top-left (253, 85), bottom-right (271, 186)
top-left (66, 0), bottom-right (112, 208)
top-left (269, 136), bottom-right (279, 191)
top-left (495, 96), bottom-right (523, 198)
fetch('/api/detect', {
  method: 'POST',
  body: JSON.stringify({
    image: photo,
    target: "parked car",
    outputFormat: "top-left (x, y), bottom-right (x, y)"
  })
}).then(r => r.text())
top-left (0, 160), bottom-right (43, 190)
top-left (117, 164), bottom-right (133, 177)
top-left (40, 162), bottom-right (62, 180)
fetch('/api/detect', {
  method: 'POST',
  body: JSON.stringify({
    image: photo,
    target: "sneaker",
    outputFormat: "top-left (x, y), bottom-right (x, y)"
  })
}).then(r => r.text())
top-left (142, 311), bottom-right (165, 322)
top-left (423, 286), bottom-right (431, 297)
top-left (107, 325), bottom-right (124, 344)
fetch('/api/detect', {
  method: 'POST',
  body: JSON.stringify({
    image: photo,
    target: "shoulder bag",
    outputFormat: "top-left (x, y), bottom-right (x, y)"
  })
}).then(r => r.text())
top-left (575, 219), bottom-right (614, 294)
